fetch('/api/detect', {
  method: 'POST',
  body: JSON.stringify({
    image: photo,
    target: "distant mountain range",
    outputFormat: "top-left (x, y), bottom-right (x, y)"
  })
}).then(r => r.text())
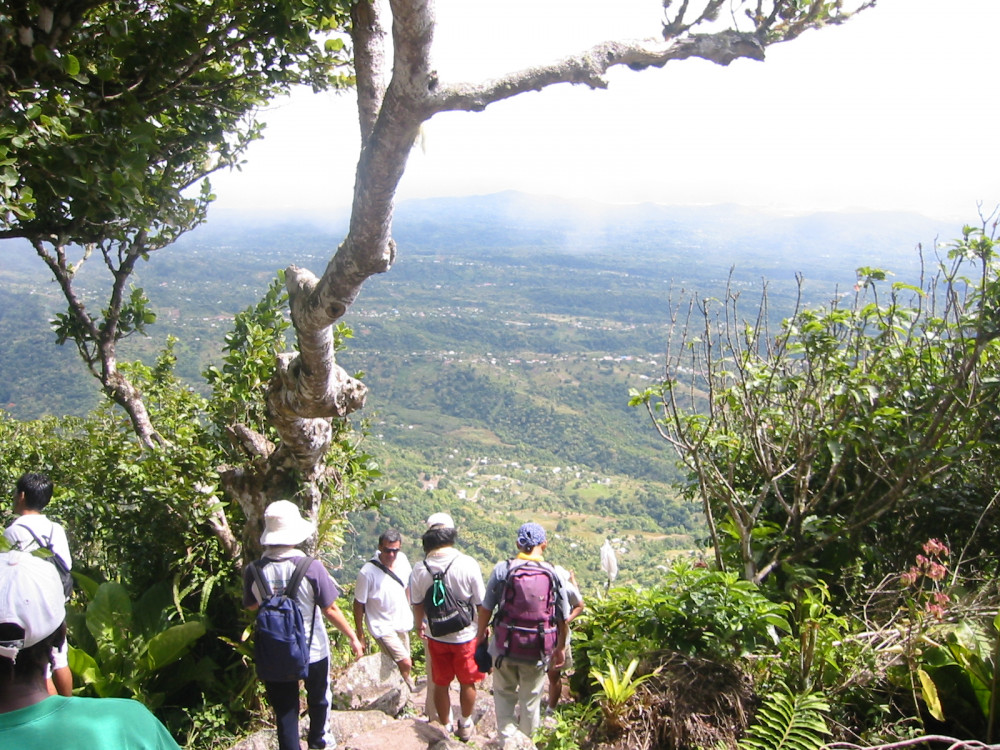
top-left (204, 190), bottom-right (962, 278)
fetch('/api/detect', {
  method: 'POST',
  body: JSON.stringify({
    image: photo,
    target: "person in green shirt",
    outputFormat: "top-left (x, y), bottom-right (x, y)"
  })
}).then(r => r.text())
top-left (0, 550), bottom-right (181, 749)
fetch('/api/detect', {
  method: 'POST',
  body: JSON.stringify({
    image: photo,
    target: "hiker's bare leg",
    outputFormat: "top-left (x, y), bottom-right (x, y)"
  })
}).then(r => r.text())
top-left (459, 682), bottom-right (477, 720)
top-left (434, 683), bottom-right (452, 727)
top-left (397, 657), bottom-right (413, 681)
top-left (547, 669), bottom-right (561, 708)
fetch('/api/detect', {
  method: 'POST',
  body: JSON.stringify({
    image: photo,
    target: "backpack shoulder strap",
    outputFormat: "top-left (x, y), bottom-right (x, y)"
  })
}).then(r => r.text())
top-left (491, 558), bottom-right (517, 621)
top-left (284, 556), bottom-right (314, 599)
top-left (286, 556), bottom-right (318, 650)
top-left (19, 524), bottom-right (50, 552)
top-left (369, 559), bottom-right (405, 588)
top-left (422, 555), bottom-right (443, 576)
top-left (249, 560), bottom-right (273, 601)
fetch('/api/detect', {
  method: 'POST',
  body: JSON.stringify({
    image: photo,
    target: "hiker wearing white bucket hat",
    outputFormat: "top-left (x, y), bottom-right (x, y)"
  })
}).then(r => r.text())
top-left (245, 500), bottom-right (363, 750)
top-left (260, 499), bottom-right (317, 546)
top-left (0, 550), bottom-right (181, 748)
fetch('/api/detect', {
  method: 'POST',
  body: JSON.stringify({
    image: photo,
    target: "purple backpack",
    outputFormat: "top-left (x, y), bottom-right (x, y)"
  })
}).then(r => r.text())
top-left (492, 560), bottom-right (560, 664)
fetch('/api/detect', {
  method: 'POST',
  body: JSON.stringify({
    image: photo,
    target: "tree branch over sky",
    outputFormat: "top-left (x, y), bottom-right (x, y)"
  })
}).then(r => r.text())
top-left (283, 0), bottom-right (875, 425)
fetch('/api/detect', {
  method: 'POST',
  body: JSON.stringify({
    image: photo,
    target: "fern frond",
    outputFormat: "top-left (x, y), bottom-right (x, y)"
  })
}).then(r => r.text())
top-left (739, 689), bottom-right (831, 750)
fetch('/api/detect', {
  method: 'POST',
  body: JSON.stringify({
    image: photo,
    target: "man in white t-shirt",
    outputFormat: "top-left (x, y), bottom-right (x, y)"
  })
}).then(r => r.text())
top-left (353, 528), bottom-right (415, 690)
top-left (410, 512), bottom-right (486, 743)
top-left (4, 472), bottom-right (73, 697)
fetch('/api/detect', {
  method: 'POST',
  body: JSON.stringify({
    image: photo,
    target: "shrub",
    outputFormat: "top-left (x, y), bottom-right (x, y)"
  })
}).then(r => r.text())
top-left (572, 559), bottom-right (789, 696)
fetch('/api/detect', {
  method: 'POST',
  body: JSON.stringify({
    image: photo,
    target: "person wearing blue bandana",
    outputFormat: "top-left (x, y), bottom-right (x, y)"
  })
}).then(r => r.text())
top-left (476, 522), bottom-right (571, 739)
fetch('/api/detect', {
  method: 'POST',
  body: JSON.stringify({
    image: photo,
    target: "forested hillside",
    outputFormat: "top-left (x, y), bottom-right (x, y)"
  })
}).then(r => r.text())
top-left (0, 193), bottom-right (955, 590)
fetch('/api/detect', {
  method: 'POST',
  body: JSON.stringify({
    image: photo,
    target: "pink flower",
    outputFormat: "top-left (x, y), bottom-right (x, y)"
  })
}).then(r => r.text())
top-left (900, 570), bottom-right (919, 586)
top-left (923, 539), bottom-right (950, 557)
top-left (933, 591), bottom-right (950, 605)
top-left (925, 602), bottom-right (946, 619)
top-left (926, 562), bottom-right (947, 582)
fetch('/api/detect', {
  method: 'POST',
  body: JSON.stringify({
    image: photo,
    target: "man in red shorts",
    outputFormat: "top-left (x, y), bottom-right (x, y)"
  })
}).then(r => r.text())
top-left (410, 513), bottom-right (486, 742)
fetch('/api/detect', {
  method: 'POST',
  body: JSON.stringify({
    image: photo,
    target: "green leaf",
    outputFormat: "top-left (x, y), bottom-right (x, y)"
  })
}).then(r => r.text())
top-left (62, 54), bottom-right (80, 76)
top-left (86, 582), bottom-right (134, 645)
top-left (145, 621), bottom-right (207, 671)
top-left (917, 667), bottom-right (945, 722)
top-left (68, 646), bottom-right (105, 691)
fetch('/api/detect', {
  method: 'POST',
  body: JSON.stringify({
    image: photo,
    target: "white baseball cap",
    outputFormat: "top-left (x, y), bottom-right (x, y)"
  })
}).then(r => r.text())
top-left (425, 512), bottom-right (455, 529)
top-left (0, 551), bottom-right (66, 662)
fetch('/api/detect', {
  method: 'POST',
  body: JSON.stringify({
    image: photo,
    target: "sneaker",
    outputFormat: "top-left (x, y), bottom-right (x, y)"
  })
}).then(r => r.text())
top-left (455, 721), bottom-right (473, 742)
top-left (308, 731), bottom-right (336, 749)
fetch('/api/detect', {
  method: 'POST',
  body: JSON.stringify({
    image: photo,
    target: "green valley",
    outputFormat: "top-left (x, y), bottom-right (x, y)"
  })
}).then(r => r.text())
top-left (0, 194), bottom-right (957, 592)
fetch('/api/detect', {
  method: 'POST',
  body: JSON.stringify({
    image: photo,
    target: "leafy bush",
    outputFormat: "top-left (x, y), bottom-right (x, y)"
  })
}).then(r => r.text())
top-left (770, 582), bottom-right (856, 694)
top-left (535, 700), bottom-right (601, 750)
top-left (572, 559), bottom-right (789, 696)
top-left (67, 574), bottom-right (206, 707)
top-left (635, 230), bottom-right (1000, 588)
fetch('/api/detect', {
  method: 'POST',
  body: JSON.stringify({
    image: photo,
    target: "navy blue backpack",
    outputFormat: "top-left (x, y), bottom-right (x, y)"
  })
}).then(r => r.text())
top-left (249, 557), bottom-right (316, 682)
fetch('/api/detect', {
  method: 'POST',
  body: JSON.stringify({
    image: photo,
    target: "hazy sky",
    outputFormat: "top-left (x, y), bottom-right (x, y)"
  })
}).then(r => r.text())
top-left (208, 0), bottom-right (1000, 222)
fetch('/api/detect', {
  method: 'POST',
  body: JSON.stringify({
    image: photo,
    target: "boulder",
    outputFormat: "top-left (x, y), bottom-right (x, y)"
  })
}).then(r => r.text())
top-left (226, 729), bottom-right (277, 750)
top-left (329, 709), bottom-right (398, 741)
top-left (333, 652), bottom-right (409, 716)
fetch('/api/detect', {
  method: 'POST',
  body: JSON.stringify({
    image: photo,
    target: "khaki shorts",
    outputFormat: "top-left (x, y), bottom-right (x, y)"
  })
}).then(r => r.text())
top-left (376, 630), bottom-right (411, 664)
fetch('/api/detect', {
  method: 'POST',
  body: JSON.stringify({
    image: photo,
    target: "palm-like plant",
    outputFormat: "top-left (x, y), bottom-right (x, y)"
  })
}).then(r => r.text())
top-left (590, 657), bottom-right (660, 730)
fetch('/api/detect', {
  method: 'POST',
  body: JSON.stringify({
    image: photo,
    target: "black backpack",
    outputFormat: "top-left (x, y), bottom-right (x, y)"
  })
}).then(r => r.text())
top-left (249, 556), bottom-right (316, 682)
top-left (20, 524), bottom-right (73, 598)
top-left (423, 557), bottom-right (474, 637)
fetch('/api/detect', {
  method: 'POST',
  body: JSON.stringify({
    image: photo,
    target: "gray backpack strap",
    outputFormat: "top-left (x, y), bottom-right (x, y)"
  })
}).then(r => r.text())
top-left (249, 559), bottom-right (274, 603)
top-left (284, 556), bottom-right (313, 598)
top-left (285, 556), bottom-right (317, 650)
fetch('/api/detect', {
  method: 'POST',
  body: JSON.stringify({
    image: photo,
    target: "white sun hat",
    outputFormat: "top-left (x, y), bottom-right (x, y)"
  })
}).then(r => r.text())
top-left (0, 551), bottom-right (66, 662)
top-left (259, 500), bottom-right (316, 546)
